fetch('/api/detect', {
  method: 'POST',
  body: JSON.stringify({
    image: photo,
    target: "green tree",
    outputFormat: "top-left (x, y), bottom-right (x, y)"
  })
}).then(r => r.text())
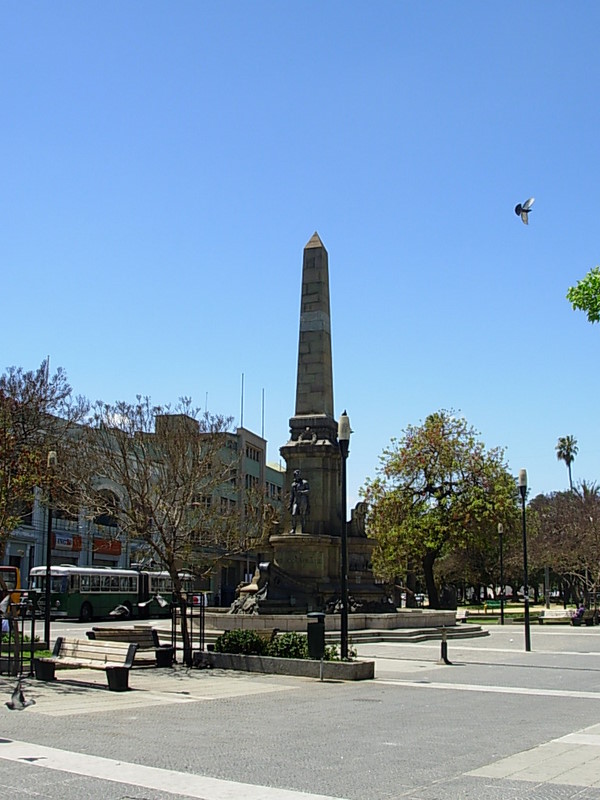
top-left (0, 359), bottom-right (88, 557)
top-left (556, 435), bottom-right (578, 491)
top-left (567, 266), bottom-right (600, 323)
top-left (362, 410), bottom-right (518, 608)
top-left (0, 360), bottom-right (88, 674)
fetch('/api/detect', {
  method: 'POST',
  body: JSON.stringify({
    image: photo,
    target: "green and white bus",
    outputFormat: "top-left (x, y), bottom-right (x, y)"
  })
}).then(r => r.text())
top-left (29, 565), bottom-right (194, 622)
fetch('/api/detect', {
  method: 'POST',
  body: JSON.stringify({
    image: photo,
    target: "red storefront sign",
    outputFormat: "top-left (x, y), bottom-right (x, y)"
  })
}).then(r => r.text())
top-left (93, 538), bottom-right (122, 556)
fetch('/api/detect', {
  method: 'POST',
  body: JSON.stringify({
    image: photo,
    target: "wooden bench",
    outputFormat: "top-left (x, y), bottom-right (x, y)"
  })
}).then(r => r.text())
top-left (34, 636), bottom-right (138, 691)
top-left (538, 609), bottom-right (574, 624)
top-left (86, 626), bottom-right (174, 667)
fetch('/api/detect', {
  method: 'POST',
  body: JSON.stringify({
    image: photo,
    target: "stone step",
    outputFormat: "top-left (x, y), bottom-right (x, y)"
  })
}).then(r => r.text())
top-left (160, 624), bottom-right (489, 646)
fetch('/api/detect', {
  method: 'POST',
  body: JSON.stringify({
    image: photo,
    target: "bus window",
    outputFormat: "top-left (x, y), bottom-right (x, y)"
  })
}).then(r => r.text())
top-left (91, 575), bottom-right (101, 591)
top-left (80, 575), bottom-right (90, 592)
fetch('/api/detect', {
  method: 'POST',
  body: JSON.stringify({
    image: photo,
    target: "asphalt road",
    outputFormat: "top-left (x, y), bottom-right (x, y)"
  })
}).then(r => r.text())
top-left (3, 622), bottom-right (600, 799)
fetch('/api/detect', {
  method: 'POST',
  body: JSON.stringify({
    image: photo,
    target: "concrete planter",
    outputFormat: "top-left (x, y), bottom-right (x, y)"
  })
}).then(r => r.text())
top-left (196, 651), bottom-right (374, 680)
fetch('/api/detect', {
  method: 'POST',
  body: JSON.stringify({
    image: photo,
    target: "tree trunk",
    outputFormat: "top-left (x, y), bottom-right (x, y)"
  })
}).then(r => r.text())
top-left (405, 565), bottom-right (417, 608)
top-left (422, 551), bottom-right (439, 608)
top-left (173, 573), bottom-right (193, 667)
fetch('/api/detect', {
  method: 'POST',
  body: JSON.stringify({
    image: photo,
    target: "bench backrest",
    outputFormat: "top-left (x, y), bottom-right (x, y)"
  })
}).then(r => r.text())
top-left (542, 609), bottom-right (572, 617)
top-left (87, 627), bottom-right (159, 648)
top-left (53, 636), bottom-right (137, 668)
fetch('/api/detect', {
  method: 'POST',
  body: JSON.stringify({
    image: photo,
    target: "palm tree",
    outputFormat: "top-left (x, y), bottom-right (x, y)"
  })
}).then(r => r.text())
top-left (556, 435), bottom-right (578, 491)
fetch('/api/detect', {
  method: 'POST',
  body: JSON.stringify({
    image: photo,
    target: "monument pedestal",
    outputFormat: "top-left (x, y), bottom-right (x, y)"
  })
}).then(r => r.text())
top-left (232, 532), bottom-right (389, 615)
top-left (270, 533), bottom-right (338, 581)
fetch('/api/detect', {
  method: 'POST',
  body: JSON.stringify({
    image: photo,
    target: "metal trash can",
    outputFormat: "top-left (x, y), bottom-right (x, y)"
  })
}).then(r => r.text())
top-left (307, 612), bottom-right (325, 660)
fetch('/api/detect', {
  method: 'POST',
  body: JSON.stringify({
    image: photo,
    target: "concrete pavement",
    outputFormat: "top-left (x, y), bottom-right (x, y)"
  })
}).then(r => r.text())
top-left (2, 623), bottom-right (600, 798)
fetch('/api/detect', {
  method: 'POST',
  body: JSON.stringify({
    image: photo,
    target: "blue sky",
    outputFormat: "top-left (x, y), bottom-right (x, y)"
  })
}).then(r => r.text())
top-left (2, 2), bottom-right (600, 506)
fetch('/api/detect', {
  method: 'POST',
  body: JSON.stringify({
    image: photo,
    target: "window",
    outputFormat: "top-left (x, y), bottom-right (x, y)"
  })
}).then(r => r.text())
top-left (94, 491), bottom-right (119, 528)
top-left (267, 482), bottom-right (282, 500)
top-left (245, 445), bottom-right (262, 462)
top-left (53, 506), bottom-right (78, 523)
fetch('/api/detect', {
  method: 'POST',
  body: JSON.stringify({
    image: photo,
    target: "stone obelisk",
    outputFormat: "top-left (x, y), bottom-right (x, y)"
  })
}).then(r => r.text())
top-left (280, 232), bottom-right (341, 536)
top-left (237, 234), bottom-right (387, 614)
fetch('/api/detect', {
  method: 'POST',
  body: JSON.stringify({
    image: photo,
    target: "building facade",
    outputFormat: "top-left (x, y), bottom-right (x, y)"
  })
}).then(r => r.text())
top-left (3, 425), bottom-right (284, 605)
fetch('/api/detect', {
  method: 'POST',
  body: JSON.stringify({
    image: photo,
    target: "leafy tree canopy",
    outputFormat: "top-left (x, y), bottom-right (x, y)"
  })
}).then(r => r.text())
top-left (0, 360), bottom-right (88, 554)
top-left (362, 410), bottom-right (518, 608)
top-left (567, 266), bottom-right (600, 323)
top-left (556, 435), bottom-right (578, 491)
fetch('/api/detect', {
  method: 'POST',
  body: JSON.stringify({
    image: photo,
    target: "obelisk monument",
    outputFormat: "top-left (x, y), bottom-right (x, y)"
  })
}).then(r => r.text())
top-left (234, 233), bottom-right (386, 614)
top-left (279, 232), bottom-right (342, 536)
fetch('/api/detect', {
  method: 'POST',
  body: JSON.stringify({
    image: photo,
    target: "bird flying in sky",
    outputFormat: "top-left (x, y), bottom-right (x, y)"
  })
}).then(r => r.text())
top-left (5, 681), bottom-right (36, 711)
top-left (515, 197), bottom-right (535, 224)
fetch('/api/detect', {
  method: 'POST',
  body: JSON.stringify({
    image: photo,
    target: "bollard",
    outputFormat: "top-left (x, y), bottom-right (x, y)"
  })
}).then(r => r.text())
top-left (437, 627), bottom-right (452, 665)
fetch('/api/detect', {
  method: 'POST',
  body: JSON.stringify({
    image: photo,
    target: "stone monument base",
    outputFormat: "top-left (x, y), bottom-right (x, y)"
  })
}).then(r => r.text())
top-left (229, 531), bottom-right (390, 615)
top-left (207, 609), bottom-right (458, 631)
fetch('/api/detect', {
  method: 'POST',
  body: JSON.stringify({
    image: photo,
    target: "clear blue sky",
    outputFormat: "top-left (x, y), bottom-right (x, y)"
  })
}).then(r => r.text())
top-left (3, 2), bottom-right (599, 506)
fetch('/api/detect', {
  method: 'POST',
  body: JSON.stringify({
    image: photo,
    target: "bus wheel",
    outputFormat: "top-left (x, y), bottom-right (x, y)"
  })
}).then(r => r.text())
top-left (79, 602), bottom-right (93, 623)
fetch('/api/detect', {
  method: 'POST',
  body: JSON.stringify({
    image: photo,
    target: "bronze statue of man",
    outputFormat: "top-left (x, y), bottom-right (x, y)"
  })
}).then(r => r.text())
top-left (289, 469), bottom-right (310, 533)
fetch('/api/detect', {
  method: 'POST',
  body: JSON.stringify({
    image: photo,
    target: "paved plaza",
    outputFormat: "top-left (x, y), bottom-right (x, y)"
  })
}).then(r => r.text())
top-left (3, 623), bottom-right (600, 799)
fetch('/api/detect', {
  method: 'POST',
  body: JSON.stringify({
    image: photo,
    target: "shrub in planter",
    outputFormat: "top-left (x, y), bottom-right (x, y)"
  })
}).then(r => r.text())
top-left (212, 629), bottom-right (358, 661)
top-left (214, 629), bottom-right (268, 655)
top-left (267, 632), bottom-right (308, 659)
top-left (321, 643), bottom-right (357, 661)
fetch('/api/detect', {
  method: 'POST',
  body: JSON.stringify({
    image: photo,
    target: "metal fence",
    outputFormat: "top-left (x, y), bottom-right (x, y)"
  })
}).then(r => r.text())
top-left (170, 593), bottom-right (205, 666)
top-left (0, 598), bottom-right (39, 677)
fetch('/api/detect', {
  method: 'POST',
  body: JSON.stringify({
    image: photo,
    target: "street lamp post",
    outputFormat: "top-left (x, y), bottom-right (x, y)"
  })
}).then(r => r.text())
top-left (498, 523), bottom-right (505, 626)
top-left (338, 411), bottom-right (351, 661)
top-left (45, 451), bottom-right (57, 648)
top-left (518, 469), bottom-right (531, 652)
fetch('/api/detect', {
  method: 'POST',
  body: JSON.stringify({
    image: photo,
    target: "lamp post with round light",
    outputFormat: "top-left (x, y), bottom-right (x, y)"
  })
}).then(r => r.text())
top-left (338, 411), bottom-right (351, 660)
top-left (518, 469), bottom-right (531, 652)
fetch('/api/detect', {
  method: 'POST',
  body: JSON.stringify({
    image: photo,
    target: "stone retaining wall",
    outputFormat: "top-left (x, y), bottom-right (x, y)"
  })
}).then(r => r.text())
top-left (203, 609), bottom-right (455, 632)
